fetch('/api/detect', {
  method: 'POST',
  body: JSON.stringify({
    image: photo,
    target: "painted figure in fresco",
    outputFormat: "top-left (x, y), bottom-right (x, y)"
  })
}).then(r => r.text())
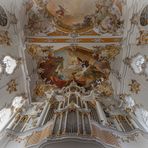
top-left (94, 0), bottom-right (122, 33)
top-left (56, 5), bottom-right (66, 18)
top-left (93, 53), bottom-right (111, 80)
top-left (73, 55), bottom-right (110, 87)
top-left (77, 57), bottom-right (89, 68)
top-left (39, 55), bottom-right (65, 87)
top-left (82, 15), bottom-right (93, 26)
top-left (38, 48), bottom-right (111, 88)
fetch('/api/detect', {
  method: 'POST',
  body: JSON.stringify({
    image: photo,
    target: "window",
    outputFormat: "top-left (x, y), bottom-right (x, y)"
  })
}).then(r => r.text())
top-left (3, 56), bottom-right (17, 74)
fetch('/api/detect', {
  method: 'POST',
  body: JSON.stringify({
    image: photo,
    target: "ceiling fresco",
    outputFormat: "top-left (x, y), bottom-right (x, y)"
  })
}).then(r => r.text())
top-left (26, 44), bottom-right (120, 98)
top-left (26, 0), bottom-right (123, 35)
top-left (38, 46), bottom-right (111, 88)
top-left (1, 0), bottom-right (148, 147)
top-left (46, 0), bottom-right (123, 33)
top-left (24, 0), bottom-right (123, 99)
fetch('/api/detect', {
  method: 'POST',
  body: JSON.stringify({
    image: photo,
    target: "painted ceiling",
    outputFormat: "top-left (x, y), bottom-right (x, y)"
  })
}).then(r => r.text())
top-left (23, 0), bottom-right (123, 100)
top-left (0, 0), bottom-right (148, 116)
top-left (25, 0), bottom-right (123, 35)
top-left (45, 0), bottom-right (123, 33)
top-left (0, 1), bottom-right (148, 148)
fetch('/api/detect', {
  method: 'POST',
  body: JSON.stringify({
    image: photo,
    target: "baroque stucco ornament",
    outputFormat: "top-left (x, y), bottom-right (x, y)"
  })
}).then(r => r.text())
top-left (6, 79), bottom-right (18, 94)
top-left (93, 45), bottom-right (121, 60)
top-left (0, 31), bottom-right (10, 45)
top-left (128, 80), bottom-right (141, 94)
top-left (26, 44), bottom-right (53, 58)
top-left (124, 53), bottom-right (148, 78)
top-left (0, 5), bottom-right (8, 27)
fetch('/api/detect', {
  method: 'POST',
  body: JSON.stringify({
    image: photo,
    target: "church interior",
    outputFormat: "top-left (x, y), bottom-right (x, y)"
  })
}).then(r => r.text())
top-left (0, 0), bottom-right (148, 147)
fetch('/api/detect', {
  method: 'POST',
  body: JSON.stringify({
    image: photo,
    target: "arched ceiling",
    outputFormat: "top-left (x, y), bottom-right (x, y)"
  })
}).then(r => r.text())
top-left (0, 0), bottom-right (148, 113)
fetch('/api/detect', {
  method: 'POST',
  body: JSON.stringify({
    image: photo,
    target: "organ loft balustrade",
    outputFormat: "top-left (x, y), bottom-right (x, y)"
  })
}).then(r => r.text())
top-left (12, 81), bottom-right (138, 147)
top-left (0, 82), bottom-right (144, 148)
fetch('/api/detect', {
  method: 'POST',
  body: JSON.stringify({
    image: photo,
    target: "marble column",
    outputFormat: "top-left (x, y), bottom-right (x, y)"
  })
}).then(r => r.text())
top-left (130, 113), bottom-right (146, 131)
top-left (7, 112), bottom-right (22, 130)
top-left (113, 117), bottom-right (122, 131)
top-left (37, 101), bottom-right (49, 126)
top-left (129, 117), bottom-right (139, 129)
top-left (1, 111), bottom-right (18, 132)
top-left (96, 101), bottom-right (108, 125)
top-left (57, 102), bottom-right (63, 135)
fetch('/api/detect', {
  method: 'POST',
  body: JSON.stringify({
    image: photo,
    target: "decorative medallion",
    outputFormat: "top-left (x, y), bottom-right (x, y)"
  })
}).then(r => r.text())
top-left (0, 5), bottom-right (7, 27)
top-left (129, 80), bottom-right (141, 94)
top-left (6, 79), bottom-right (18, 94)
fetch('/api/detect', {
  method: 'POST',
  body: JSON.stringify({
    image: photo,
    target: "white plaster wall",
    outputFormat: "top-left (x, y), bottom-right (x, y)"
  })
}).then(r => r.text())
top-left (0, 0), bottom-right (31, 108)
top-left (111, 0), bottom-right (148, 110)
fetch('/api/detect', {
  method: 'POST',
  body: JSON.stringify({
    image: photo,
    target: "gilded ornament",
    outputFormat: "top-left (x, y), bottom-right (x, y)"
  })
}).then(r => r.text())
top-left (96, 81), bottom-right (113, 97)
top-left (26, 44), bottom-right (53, 58)
top-left (93, 45), bottom-right (120, 60)
top-left (0, 31), bottom-right (10, 45)
top-left (129, 80), bottom-right (141, 94)
top-left (6, 79), bottom-right (18, 94)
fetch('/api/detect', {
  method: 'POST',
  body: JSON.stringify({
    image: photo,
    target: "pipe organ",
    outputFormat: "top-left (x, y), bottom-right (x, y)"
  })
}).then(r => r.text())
top-left (4, 82), bottom-right (140, 135)
top-left (38, 82), bottom-right (138, 136)
top-left (1, 82), bottom-right (146, 148)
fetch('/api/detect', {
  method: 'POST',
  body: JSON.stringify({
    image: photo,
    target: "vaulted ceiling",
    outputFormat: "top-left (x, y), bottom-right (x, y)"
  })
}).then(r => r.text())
top-left (0, 0), bottom-right (148, 112)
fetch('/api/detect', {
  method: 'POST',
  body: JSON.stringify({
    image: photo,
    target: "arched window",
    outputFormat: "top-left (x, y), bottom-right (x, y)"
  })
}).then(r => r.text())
top-left (0, 6), bottom-right (7, 27)
top-left (3, 56), bottom-right (17, 74)
top-left (0, 108), bottom-right (12, 131)
top-left (140, 5), bottom-right (148, 26)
